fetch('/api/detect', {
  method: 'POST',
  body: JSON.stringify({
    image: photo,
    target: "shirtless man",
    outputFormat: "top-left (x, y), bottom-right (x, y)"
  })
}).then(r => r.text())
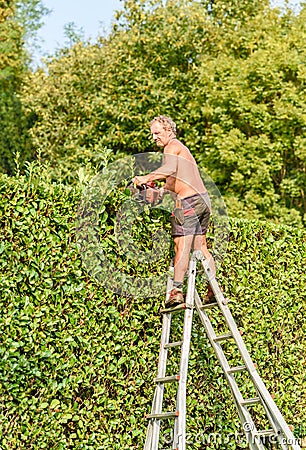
top-left (132, 115), bottom-right (215, 306)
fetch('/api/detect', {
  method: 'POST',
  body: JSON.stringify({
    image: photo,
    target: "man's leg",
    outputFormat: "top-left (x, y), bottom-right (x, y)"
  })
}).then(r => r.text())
top-left (173, 235), bottom-right (195, 283)
top-left (165, 235), bottom-right (194, 306)
top-left (193, 234), bottom-right (216, 302)
top-left (193, 235), bottom-right (216, 276)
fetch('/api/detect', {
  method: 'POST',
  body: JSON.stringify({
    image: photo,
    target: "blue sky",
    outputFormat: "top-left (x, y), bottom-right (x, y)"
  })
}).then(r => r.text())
top-left (36, 0), bottom-right (297, 62)
top-left (36, 0), bottom-right (123, 59)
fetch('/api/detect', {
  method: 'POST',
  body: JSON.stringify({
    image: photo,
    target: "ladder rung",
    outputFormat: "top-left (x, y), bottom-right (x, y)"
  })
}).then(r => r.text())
top-left (146, 411), bottom-right (179, 420)
top-left (227, 365), bottom-right (247, 374)
top-left (200, 301), bottom-right (218, 309)
top-left (164, 341), bottom-right (183, 349)
top-left (241, 397), bottom-right (261, 406)
top-left (160, 303), bottom-right (187, 314)
top-left (254, 429), bottom-right (276, 437)
top-left (214, 332), bottom-right (233, 342)
top-left (154, 375), bottom-right (180, 384)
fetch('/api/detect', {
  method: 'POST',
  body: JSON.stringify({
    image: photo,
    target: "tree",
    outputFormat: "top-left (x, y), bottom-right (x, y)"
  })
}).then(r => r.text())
top-left (0, 0), bottom-right (49, 174)
top-left (0, 0), bottom-right (33, 174)
top-left (21, 0), bottom-right (306, 225)
top-left (186, 7), bottom-right (306, 224)
top-left (15, 0), bottom-right (50, 62)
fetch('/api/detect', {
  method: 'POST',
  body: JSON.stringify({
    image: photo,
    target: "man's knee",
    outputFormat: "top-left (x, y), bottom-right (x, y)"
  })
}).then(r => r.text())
top-left (201, 235), bottom-right (208, 248)
top-left (174, 236), bottom-right (192, 254)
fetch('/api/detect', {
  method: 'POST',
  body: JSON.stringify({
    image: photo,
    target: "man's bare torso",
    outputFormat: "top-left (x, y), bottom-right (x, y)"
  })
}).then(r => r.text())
top-left (164, 139), bottom-right (206, 199)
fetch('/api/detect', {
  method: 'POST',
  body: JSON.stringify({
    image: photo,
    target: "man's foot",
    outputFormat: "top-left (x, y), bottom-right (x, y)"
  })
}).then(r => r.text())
top-left (203, 284), bottom-right (215, 304)
top-left (165, 288), bottom-right (184, 308)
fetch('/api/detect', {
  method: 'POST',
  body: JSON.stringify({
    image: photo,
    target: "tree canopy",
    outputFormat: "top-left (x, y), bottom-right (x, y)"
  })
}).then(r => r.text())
top-left (4, 0), bottom-right (305, 225)
top-left (0, 0), bottom-right (48, 174)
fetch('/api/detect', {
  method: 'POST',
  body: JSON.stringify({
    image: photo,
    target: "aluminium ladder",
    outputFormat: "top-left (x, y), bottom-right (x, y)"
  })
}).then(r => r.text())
top-left (144, 251), bottom-right (301, 450)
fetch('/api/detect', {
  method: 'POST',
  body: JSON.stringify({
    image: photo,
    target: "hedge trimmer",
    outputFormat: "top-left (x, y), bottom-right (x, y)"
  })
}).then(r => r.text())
top-left (127, 181), bottom-right (163, 206)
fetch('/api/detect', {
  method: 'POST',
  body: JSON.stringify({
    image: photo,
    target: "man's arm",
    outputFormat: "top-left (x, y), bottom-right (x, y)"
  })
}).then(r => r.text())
top-left (132, 148), bottom-right (178, 185)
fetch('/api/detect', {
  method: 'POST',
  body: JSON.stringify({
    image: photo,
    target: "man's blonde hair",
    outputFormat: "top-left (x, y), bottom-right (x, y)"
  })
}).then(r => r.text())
top-left (150, 115), bottom-right (177, 135)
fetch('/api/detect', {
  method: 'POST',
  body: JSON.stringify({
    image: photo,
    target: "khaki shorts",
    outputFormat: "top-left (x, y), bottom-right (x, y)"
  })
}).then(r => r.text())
top-left (171, 192), bottom-right (211, 237)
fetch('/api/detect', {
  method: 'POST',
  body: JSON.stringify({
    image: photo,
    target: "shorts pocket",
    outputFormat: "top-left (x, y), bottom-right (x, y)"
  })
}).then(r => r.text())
top-left (174, 208), bottom-right (185, 225)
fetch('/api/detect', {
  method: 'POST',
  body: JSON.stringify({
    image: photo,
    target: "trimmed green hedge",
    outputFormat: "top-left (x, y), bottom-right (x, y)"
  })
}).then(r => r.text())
top-left (0, 168), bottom-right (305, 449)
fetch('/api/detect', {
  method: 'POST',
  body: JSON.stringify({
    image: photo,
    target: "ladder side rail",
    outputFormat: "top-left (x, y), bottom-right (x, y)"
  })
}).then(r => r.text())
top-left (156, 312), bottom-right (172, 380)
top-left (175, 256), bottom-right (198, 450)
top-left (144, 273), bottom-right (173, 450)
top-left (144, 422), bottom-right (153, 450)
top-left (210, 280), bottom-right (300, 450)
top-left (252, 373), bottom-right (301, 450)
top-left (200, 266), bottom-right (259, 375)
top-left (175, 307), bottom-right (195, 450)
top-left (173, 406), bottom-right (179, 450)
top-left (256, 390), bottom-right (290, 450)
top-left (199, 257), bottom-right (301, 450)
top-left (194, 291), bottom-right (266, 450)
top-left (194, 289), bottom-right (255, 411)
top-left (197, 252), bottom-right (257, 371)
top-left (198, 254), bottom-right (257, 369)
top-left (152, 312), bottom-right (172, 450)
top-left (232, 395), bottom-right (267, 450)
top-left (212, 280), bottom-right (266, 376)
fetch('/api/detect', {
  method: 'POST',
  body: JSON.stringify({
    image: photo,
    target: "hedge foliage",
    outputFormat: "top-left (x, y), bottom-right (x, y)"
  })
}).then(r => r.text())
top-left (0, 166), bottom-right (305, 449)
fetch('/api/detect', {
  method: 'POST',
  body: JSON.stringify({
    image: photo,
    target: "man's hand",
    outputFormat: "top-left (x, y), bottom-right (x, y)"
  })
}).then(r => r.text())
top-left (132, 175), bottom-right (148, 186)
